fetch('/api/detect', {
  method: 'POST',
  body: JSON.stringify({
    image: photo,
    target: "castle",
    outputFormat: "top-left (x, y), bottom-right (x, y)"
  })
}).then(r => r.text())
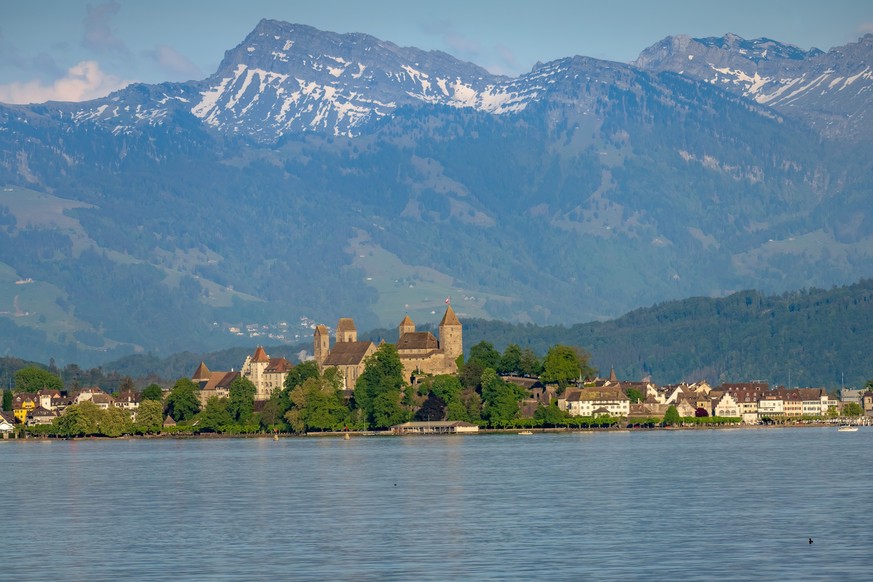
top-left (314, 305), bottom-right (463, 389)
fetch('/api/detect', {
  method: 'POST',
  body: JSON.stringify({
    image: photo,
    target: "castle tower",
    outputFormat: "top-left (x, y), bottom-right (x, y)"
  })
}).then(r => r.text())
top-left (337, 318), bottom-right (357, 343)
top-left (398, 314), bottom-right (415, 339)
top-left (242, 346), bottom-right (270, 391)
top-left (192, 361), bottom-right (211, 383)
top-left (438, 304), bottom-right (463, 362)
top-left (314, 324), bottom-right (330, 365)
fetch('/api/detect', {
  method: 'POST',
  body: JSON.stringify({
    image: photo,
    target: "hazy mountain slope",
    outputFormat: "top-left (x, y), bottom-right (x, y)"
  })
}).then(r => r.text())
top-left (0, 21), bottom-right (871, 366)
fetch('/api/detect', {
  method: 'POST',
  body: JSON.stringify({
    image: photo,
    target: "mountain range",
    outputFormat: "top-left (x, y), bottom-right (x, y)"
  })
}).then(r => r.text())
top-left (0, 20), bottom-right (871, 367)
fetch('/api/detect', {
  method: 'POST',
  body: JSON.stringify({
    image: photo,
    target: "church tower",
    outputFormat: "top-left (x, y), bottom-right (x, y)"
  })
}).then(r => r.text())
top-left (398, 315), bottom-right (415, 339)
top-left (314, 324), bottom-right (330, 365)
top-left (438, 304), bottom-right (463, 362)
top-left (336, 318), bottom-right (357, 343)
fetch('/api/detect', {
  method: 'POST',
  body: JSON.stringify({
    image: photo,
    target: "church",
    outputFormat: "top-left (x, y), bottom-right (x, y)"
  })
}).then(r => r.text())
top-left (313, 305), bottom-right (463, 388)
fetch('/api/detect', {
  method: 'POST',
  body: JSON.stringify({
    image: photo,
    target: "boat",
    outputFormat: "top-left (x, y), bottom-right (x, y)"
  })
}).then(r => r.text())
top-left (837, 425), bottom-right (859, 432)
top-left (518, 430), bottom-right (534, 435)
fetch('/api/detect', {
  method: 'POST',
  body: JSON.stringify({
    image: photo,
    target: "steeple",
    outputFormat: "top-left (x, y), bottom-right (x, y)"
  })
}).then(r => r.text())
top-left (314, 324), bottom-right (330, 365)
top-left (438, 304), bottom-right (462, 361)
top-left (609, 367), bottom-right (618, 382)
top-left (192, 361), bottom-right (211, 382)
top-left (398, 314), bottom-right (415, 338)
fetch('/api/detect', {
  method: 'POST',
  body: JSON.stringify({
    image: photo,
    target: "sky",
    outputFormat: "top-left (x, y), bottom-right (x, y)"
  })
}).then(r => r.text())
top-left (1, 0), bottom-right (871, 104)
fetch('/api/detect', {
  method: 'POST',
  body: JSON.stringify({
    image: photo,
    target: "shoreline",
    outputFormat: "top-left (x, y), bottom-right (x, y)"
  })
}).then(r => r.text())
top-left (4, 420), bottom-right (863, 441)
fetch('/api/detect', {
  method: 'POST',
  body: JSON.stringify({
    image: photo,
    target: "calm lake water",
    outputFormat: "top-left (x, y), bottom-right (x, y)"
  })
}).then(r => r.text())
top-left (2, 428), bottom-right (872, 581)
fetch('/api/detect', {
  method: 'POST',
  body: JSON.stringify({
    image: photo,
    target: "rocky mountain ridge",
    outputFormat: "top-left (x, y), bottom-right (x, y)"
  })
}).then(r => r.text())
top-left (633, 33), bottom-right (873, 140)
top-left (0, 21), bottom-right (871, 367)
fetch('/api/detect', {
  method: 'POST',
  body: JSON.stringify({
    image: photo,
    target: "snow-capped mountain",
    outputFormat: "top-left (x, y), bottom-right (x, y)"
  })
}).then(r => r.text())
top-left (634, 33), bottom-right (873, 140)
top-left (1, 20), bottom-right (872, 366)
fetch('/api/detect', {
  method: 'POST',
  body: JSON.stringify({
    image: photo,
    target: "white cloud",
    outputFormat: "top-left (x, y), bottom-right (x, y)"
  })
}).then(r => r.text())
top-left (0, 60), bottom-right (132, 104)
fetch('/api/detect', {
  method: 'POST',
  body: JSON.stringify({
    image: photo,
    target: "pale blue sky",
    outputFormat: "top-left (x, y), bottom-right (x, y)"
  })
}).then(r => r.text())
top-left (1, 0), bottom-right (871, 103)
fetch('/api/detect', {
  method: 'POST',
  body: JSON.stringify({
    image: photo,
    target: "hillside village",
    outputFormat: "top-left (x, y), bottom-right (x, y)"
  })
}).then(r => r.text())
top-left (2, 305), bottom-right (872, 437)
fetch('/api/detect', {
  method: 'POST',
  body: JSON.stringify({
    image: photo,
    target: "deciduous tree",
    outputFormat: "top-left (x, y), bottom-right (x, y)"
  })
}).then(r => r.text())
top-left (141, 384), bottom-right (164, 402)
top-left (14, 366), bottom-right (62, 393)
top-left (134, 399), bottom-right (163, 434)
top-left (227, 375), bottom-right (256, 423)
top-left (165, 378), bottom-right (200, 422)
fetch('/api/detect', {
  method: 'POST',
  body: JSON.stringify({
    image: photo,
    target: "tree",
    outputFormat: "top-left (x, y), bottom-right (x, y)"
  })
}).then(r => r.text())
top-left (98, 407), bottom-right (132, 437)
top-left (14, 366), bottom-right (63, 393)
top-left (284, 360), bottom-right (320, 392)
top-left (354, 343), bottom-right (407, 429)
top-left (141, 384), bottom-right (164, 402)
top-left (480, 368), bottom-right (525, 427)
top-left (54, 402), bottom-right (101, 437)
top-left (134, 400), bottom-right (163, 434)
top-left (498, 343), bottom-right (523, 375)
top-left (626, 388), bottom-right (643, 403)
top-left (534, 403), bottom-right (566, 427)
top-left (469, 341), bottom-right (501, 370)
top-left (227, 375), bottom-right (256, 423)
top-left (415, 393), bottom-right (446, 422)
top-left (842, 402), bottom-right (863, 417)
top-left (199, 397), bottom-right (232, 432)
top-left (459, 359), bottom-right (485, 390)
top-left (519, 348), bottom-right (542, 377)
top-left (2, 389), bottom-right (12, 411)
top-left (541, 345), bottom-right (595, 391)
top-left (663, 405), bottom-right (681, 426)
top-left (286, 376), bottom-right (348, 433)
top-left (165, 378), bottom-right (200, 422)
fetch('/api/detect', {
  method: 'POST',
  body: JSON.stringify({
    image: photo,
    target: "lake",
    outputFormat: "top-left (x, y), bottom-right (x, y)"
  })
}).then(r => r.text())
top-left (2, 428), bottom-right (871, 581)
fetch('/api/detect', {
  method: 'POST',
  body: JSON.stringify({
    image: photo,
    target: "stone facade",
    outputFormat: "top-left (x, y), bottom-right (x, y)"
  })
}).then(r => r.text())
top-left (314, 305), bottom-right (463, 389)
top-left (395, 305), bottom-right (463, 382)
top-left (313, 319), bottom-right (376, 390)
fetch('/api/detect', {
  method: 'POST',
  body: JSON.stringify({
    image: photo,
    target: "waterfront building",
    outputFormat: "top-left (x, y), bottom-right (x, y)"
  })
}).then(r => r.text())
top-left (241, 347), bottom-right (294, 400)
top-left (314, 319), bottom-right (376, 390)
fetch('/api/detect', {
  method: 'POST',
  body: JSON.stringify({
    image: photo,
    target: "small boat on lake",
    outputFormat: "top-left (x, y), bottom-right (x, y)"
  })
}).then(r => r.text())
top-left (837, 425), bottom-right (859, 432)
top-left (518, 430), bottom-right (534, 435)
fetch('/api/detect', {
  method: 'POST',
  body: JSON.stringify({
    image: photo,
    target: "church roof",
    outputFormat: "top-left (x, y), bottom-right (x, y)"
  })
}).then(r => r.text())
top-left (323, 341), bottom-right (374, 366)
top-left (192, 361), bottom-right (211, 381)
top-left (251, 346), bottom-right (270, 363)
top-left (439, 305), bottom-right (460, 326)
top-left (397, 331), bottom-right (439, 351)
top-left (399, 315), bottom-right (414, 327)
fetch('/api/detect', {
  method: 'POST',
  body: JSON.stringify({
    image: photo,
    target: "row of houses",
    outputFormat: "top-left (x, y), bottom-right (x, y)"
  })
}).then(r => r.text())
top-left (507, 371), bottom-right (871, 424)
top-left (5, 387), bottom-right (142, 428)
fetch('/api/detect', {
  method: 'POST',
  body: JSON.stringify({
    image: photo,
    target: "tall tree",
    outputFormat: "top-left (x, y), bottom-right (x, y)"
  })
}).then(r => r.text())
top-left (141, 384), bottom-right (164, 402)
top-left (134, 400), bottom-right (164, 434)
top-left (541, 345), bottom-right (596, 391)
top-left (284, 360), bottom-right (320, 392)
top-left (498, 343), bottom-right (523, 375)
top-left (469, 341), bottom-right (501, 370)
top-left (286, 376), bottom-right (348, 433)
top-left (2, 389), bottom-right (12, 411)
top-left (227, 375), bottom-right (256, 423)
top-left (354, 343), bottom-right (407, 429)
top-left (165, 378), bottom-right (200, 422)
top-left (663, 405), bottom-right (681, 426)
top-left (14, 366), bottom-right (62, 393)
top-left (199, 397), bottom-right (232, 432)
top-left (480, 368), bottom-right (525, 427)
top-left (519, 348), bottom-right (542, 377)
